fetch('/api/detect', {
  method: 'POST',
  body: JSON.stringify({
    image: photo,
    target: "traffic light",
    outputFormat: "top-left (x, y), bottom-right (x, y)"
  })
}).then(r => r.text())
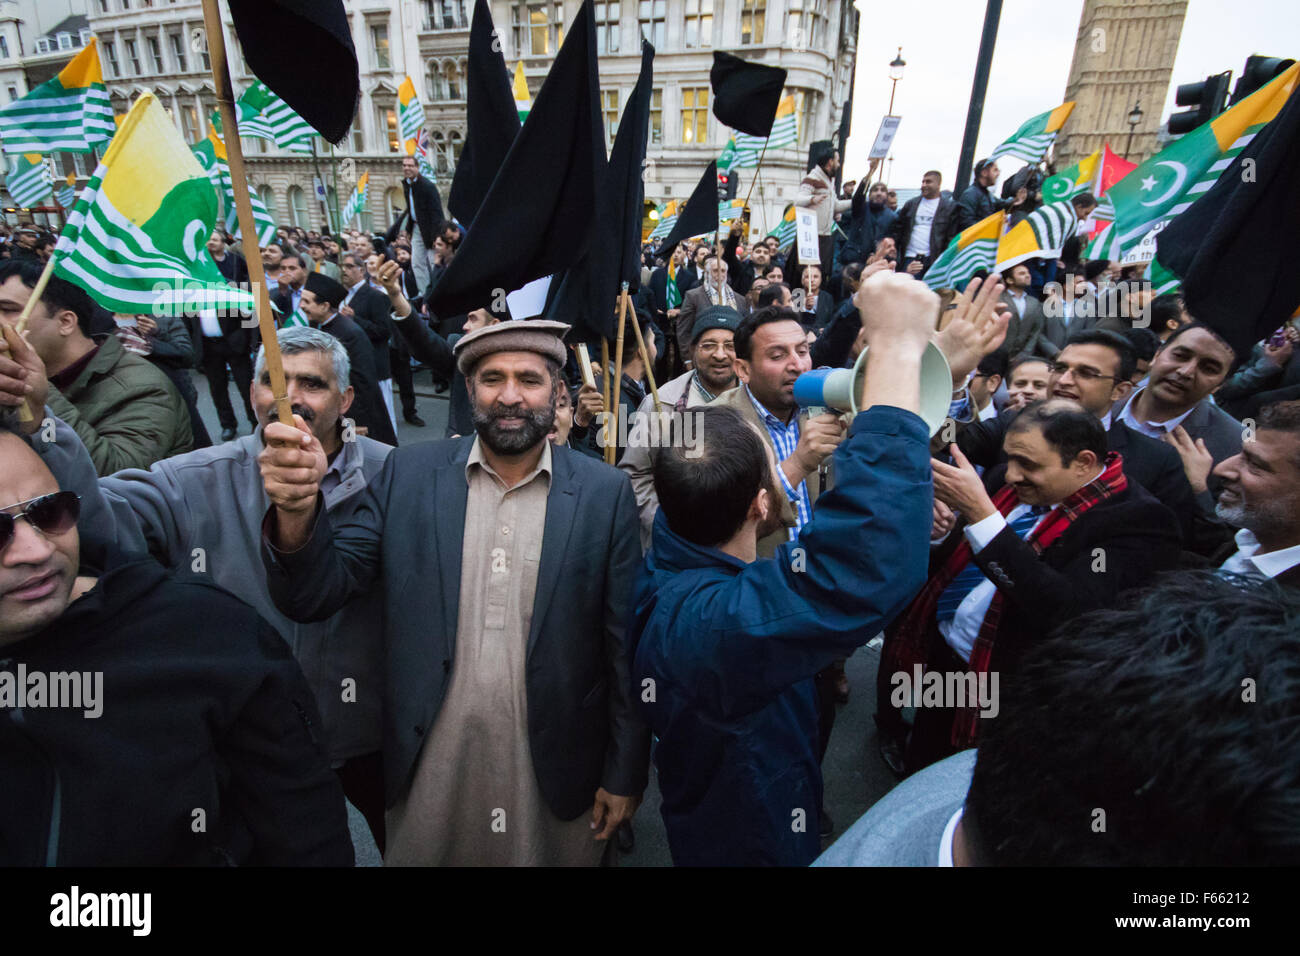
top-left (1230, 55), bottom-right (1296, 105)
top-left (1168, 71), bottom-right (1231, 135)
top-left (718, 172), bottom-right (737, 200)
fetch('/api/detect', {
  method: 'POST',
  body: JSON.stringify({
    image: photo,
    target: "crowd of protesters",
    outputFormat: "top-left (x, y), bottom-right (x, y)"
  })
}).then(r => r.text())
top-left (0, 143), bottom-right (1296, 868)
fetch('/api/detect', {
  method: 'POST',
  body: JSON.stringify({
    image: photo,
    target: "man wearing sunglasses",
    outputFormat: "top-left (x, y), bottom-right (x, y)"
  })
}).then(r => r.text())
top-left (0, 407), bottom-right (352, 866)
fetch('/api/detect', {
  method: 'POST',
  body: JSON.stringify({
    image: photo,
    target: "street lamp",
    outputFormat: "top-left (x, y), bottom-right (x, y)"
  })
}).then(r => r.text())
top-left (1125, 100), bottom-right (1144, 160)
top-left (888, 47), bottom-right (906, 115)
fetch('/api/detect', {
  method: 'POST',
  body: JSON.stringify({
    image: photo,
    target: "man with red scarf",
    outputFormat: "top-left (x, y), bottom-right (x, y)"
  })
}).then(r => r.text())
top-left (881, 399), bottom-right (1182, 774)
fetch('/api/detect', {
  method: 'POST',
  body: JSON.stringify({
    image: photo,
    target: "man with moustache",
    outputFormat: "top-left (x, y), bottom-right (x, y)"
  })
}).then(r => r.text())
top-left (0, 325), bottom-right (394, 852)
top-left (258, 320), bottom-right (649, 866)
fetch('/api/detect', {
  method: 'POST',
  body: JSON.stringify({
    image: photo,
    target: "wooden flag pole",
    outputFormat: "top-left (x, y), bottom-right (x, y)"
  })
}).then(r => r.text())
top-left (740, 136), bottom-right (771, 212)
top-left (10, 254), bottom-right (58, 424)
top-left (608, 298), bottom-right (629, 465)
top-left (623, 282), bottom-right (660, 413)
top-left (600, 338), bottom-right (613, 463)
top-left (200, 0), bottom-right (292, 427)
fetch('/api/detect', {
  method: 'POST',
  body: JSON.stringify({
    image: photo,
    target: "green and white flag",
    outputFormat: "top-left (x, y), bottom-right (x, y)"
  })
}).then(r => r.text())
top-left (4, 153), bottom-right (53, 208)
top-left (52, 92), bottom-right (256, 318)
top-left (768, 203), bottom-right (797, 250)
top-left (717, 138), bottom-right (737, 175)
top-left (648, 200), bottom-right (678, 240)
top-left (732, 94), bottom-right (798, 168)
top-left (994, 199), bottom-right (1080, 272)
top-left (398, 76), bottom-right (425, 144)
top-left (924, 210), bottom-right (1005, 291)
top-left (56, 180), bottom-right (77, 209)
top-left (281, 305), bottom-right (309, 327)
top-left (988, 102), bottom-right (1075, 166)
top-left (1089, 66), bottom-right (1298, 263)
top-left (342, 171), bottom-right (369, 224)
top-left (0, 38), bottom-right (114, 153)
top-left (718, 199), bottom-right (745, 224)
top-left (238, 81), bottom-right (316, 153)
top-left (191, 129), bottom-right (276, 246)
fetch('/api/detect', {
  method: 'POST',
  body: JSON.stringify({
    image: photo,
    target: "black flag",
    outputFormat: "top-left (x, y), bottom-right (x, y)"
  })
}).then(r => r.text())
top-left (226, 0), bottom-right (358, 144)
top-left (658, 161), bottom-right (719, 256)
top-left (448, 0), bottom-right (522, 226)
top-left (426, 0), bottom-right (605, 319)
top-left (548, 40), bottom-right (655, 343)
top-left (1156, 73), bottom-right (1300, 360)
top-left (710, 52), bottom-right (787, 138)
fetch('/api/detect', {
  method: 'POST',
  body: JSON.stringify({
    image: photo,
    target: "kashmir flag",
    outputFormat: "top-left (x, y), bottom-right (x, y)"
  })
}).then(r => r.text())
top-left (768, 203), bottom-right (797, 250)
top-left (718, 199), bottom-right (745, 225)
top-left (56, 173), bottom-right (77, 209)
top-left (717, 137), bottom-right (737, 174)
top-left (281, 305), bottom-right (310, 328)
top-left (1089, 63), bottom-right (1300, 262)
top-left (410, 127), bottom-right (437, 180)
top-left (989, 102), bottom-right (1075, 166)
top-left (238, 80), bottom-right (316, 152)
top-left (732, 94), bottom-right (797, 166)
top-left (924, 210), bottom-right (1006, 291)
top-left (191, 128), bottom-right (276, 245)
top-left (51, 92), bottom-right (256, 318)
top-left (398, 76), bottom-right (426, 145)
top-left (512, 63), bottom-right (531, 122)
top-left (342, 171), bottom-right (369, 223)
top-left (1042, 149), bottom-right (1101, 202)
top-left (648, 199), bottom-right (678, 240)
top-left (4, 153), bottom-right (53, 208)
top-left (994, 199), bottom-right (1079, 272)
top-left (0, 38), bottom-right (115, 153)
top-left (666, 254), bottom-right (681, 309)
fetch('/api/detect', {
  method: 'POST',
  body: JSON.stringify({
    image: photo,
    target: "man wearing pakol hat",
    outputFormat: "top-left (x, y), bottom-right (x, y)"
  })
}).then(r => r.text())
top-left (619, 304), bottom-right (742, 550)
top-left (794, 140), bottom-right (854, 278)
top-left (298, 271), bottom-right (398, 447)
top-left (258, 317), bottom-right (649, 866)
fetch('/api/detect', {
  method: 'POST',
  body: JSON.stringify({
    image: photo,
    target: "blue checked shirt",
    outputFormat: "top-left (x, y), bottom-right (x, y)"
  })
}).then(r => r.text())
top-left (746, 385), bottom-right (811, 539)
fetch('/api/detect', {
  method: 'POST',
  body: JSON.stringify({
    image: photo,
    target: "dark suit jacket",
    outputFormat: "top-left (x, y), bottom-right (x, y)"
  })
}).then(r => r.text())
top-left (922, 480), bottom-right (1181, 677)
top-left (262, 437), bottom-right (651, 816)
top-left (888, 195), bottom-right (957, 264)
top-left (675, 284), bottom-right (750, 355)
top-left (345, 283), bottom-right (394, 381)
top-left (318, 313), bottom-right (397, 446)
top-left (800, 291), bottom-right (834, 332)
top-left (400, 175), bottom-right (445, 248)
top-left (1113, 393), bottom-right (1244, 468)
top-left (999, 290), bottom-right (1055, 359)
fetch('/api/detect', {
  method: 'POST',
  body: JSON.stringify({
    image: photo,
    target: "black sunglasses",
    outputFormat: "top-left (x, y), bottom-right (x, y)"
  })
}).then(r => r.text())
top-left (0, 492), bottom-right (80, 551)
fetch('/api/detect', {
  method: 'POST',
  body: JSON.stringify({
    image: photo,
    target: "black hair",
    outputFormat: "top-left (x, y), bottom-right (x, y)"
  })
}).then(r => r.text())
top-left (653, 405), bottom-right (766, 548)
top-left (735, 305), bottom-right (801, 361)
top-left (1006, 399), bottom-right (1108, 466)
top-left (1149, 292), bottom-right (1184, 334)
top-left (1070, 191), bottom-right (1097, 210)
top-left (976, 351), bottom-right (1008, 380)
top-left (1007, 353), bottom-right (1050, 378)
top-left (283, 251), bottom-right (309, 270)
top-left (1063, 328), bottom-right (1137, 383)
top-left (1161, 320), bottom-right (1238, 364)
top-left (755, 283), bottom-right (790, 311)
top-left (1083, 259), bottom-right (1110, 282)
top-left (1121, 326), bottom-right (1161, 365)
top-left (841, 262), bottom-right (864, 287)
top-left (0, 259), bottom-right (95, 336)
top-left (965, 573), bottom-right (1300, 865)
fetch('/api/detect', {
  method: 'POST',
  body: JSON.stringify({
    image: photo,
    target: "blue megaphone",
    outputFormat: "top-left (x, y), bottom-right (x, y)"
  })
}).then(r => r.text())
top-left (793, 342), bottom-right (953, 436)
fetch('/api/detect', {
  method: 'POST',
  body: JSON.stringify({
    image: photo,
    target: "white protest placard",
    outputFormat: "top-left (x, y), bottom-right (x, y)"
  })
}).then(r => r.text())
top-left (869, 116), bottom-right (901, 160)
top-left (1121, 221), bottom-right (1167, 266)
top-left (795, 207), bottom-right (819, 264)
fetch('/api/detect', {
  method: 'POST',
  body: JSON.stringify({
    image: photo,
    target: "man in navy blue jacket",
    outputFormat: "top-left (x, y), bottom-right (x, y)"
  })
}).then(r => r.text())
top-left (631, 272), bottom-right (1009, 865)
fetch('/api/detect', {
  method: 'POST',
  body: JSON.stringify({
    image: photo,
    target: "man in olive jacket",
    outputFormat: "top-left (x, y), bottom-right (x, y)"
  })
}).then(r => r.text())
top-left (0, 261), bottom-right (191, 475)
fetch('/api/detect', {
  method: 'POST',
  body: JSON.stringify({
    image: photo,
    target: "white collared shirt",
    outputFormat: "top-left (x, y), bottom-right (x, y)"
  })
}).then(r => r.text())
top-left (1007, 290), bottom-right (1027, 319)
top-left (1220, 528), bottom-right (1300, 580)
top-left (977, 400), bottom-right (998, 423)
top-left (1118, 387), bottom-right (1196, 439)
top-left (344, 279), bottom-right (367, 306)
top-left (938, 807), bottom-right (962, 867)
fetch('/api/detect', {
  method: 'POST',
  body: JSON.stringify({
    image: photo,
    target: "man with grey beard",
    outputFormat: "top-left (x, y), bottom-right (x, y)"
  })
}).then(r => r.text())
top-left (259, 320), bottom-right (649, 866)
top-left (1212, 400), bottom-right (1300, 589)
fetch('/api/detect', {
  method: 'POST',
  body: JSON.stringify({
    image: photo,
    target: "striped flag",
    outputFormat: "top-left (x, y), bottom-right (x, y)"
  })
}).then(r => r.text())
top-left (994, 199), bottom-right (1079, 272)
top-left (1041, 148), bottom-right (1101, 202)
top-left (767, 203), bottom-right (797, 250)
top-left (342, 170), bottom-right (369, 224)
top-left (717, 137), bottom-right (737, 175)
top-left (666, 254), bottom-right (681, 309)
top-left (924, 210), bottom-right (1006, 291)
top-left (409, 126), bottom-right (437, 180)
top-left (51, 92), bottom-right (256, 318)
top-left (733, 94), bottom-right (797, 166)
top-left (191, 128), bottom-right (276, 245)
top-left (1090, 63), bottom-right (1299, 262)
top-left (989, 102), bottom-right (1075, 166)
top-left (0, 38), bottom-right (114, 154)
top-left (718, 199), bottom-right (745, 225)
top-left (4, 153), bottom-right (53, 208)
top-left (648, 199), bottom-right (678, 240)
top-left (56, 173), bottom-right (78, 209)
top-left (398, 76), bottom-right (425, 145)
top-left (238, 80), bottom-right (316, 152)
top-left (281, 305), bottom-right (310, 328)
top-left (513, 63), bottom-right (531, 122)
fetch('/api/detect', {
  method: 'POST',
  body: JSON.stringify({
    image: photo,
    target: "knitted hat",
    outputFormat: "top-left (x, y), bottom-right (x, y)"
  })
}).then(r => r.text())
top-left (454, 318), bottom-right (571, 376)
top-left (691, 305), bottom-right (741, 344)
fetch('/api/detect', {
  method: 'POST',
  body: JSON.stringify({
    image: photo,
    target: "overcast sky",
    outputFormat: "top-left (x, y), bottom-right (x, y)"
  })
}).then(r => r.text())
top-left (845, 0), bottom-right (1300, 190)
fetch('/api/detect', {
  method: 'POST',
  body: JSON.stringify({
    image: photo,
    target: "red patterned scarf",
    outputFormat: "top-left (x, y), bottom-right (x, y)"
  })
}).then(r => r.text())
top-left (883, 451), bottom-right (1129, 748)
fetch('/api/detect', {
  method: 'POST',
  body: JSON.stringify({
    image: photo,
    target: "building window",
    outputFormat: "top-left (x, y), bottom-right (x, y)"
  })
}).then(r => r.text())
top-left (427, 60), bottom-right (445, 101)
top-left (638, 0), bottom-right (665, 48)
top-left (449, 130), bottom-right (462, 170)
top-left (146, 35), bottom-right (164, 73)
top-left (426, 0), bottom-right (467, 30)
top-left (649, 88), bottom-right (662, 144)
top-left (350, 113), bottom-right (365, 152)
top-left (168, 32), bottom-right (187, 72)
top-left (445, 62), bottom-right (462, 100)
top-left (378, 106), bottom-right (400, 153)
top-left (287, 186), bottom-right (308, 226)
top-left (602, 89), bottom-right (619, 146)
top-left (0, 36), bottom-right (8, 59)
top-left (98, 0), bottom-right (109, 12)
top-left (512, 3), bottom-right (564, 57)
top-left (123, 38), bottom-right (141, 75)
top-left (432, 131), bottom-right (448, 174)
top-left (594, 1), bottom-right (619, 55)
top-left (257, 185), bottom-right (277, 222)
top-left (684, 0), bottom-right (712, 48)
top-left (740, 0), bottom-right (765, 44)
top-left (6, 85), bottom-right (17, 102)
top-left (370, 23), bottom-right (391, 70)
top-left (386, 187), bottom-right (404, 223)
top-left (57, 33), bottom-right (74, 51)
top-left (180, 103), bottom-right (199, 142)
top-left (681, 87), bottom-right (708, 145)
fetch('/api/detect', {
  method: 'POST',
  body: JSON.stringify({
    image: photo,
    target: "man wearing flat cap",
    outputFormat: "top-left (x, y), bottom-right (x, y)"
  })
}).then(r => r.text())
top-left (257, 318), bottom-right (649, 865)
top-left (299, 272), bottom-right (398, 446)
